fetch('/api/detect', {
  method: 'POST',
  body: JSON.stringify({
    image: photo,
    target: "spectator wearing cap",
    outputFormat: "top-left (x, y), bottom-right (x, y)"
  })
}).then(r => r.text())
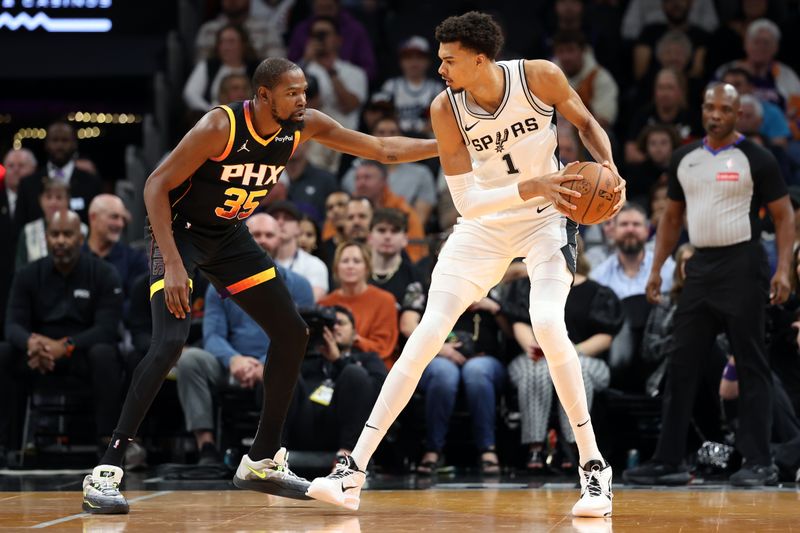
top-left (267, 200), bottom-right (330, 300)
top-left (341, 116), bottom-right (437, 226)
top-left (352, 161), bottom-right (427, 262)
top-left (552, 30), bottom-right (618, 129)
top-left (287, 0), bottom-right (377, 82)
top-left (380, 36), bottom-right (443, 137)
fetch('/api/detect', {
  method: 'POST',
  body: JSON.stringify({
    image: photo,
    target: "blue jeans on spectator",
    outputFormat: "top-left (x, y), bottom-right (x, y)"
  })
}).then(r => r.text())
top-left (418, 355), bottom-right (506, 452)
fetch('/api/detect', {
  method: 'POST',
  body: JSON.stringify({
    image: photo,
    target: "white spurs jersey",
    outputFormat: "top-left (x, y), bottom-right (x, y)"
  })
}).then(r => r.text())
top-left (447, 59), bottom-right (561, 222)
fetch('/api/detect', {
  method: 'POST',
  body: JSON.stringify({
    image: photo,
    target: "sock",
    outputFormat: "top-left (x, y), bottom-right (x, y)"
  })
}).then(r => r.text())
top-left (100, 431), bottom-right (134, 467)
top-left (351, 366), bottom-right (418, 469)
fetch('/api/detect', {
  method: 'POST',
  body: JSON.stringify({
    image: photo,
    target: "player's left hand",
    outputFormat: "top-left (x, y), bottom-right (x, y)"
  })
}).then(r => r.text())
top-left (769, 268), bottom-right (791, 305)
top-left (602, 160), bottom-right (626, 217)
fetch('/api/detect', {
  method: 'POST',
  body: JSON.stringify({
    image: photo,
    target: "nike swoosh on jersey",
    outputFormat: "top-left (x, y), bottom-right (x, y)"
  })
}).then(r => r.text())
top-left (246, 465), bottom-right (268, 479)
top-left (536, 204), bottom-right (552, 213)
top-left (464, 121), bottom-right (479, 131)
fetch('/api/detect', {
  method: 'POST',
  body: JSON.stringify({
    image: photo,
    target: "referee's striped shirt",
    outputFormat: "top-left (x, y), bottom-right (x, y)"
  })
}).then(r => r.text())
top-left (667, 136), bottom-right (787, 248)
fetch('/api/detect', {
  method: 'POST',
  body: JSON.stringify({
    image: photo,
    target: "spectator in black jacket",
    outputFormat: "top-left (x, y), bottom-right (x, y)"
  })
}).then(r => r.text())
top-left (0, 210), bottom-right (124, 452)
top-left (15, 121), bottom-right (102, 226)
top-left (285, 305), bottom-right (387, 462)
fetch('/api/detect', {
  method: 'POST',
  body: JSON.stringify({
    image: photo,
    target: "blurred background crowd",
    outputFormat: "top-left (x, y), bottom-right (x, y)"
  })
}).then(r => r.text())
top-left (1, 0), bottom-right (800, 480)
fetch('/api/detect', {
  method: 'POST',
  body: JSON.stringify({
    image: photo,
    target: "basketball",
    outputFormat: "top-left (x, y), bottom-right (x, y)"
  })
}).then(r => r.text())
top-left (560, 161), bottom-right (621, 225)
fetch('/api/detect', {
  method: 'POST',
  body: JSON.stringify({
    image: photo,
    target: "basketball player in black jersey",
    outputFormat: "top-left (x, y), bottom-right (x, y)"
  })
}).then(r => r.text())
top-left (82, 58), bottom-right (437, 514)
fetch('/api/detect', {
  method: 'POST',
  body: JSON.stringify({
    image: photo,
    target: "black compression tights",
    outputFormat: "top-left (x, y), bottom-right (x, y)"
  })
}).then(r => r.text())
top-left (101, 280), bottom-right (308, 466)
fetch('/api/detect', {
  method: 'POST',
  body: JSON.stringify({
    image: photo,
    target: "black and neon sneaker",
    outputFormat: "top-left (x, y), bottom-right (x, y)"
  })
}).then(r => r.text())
top-left (82, 465), bottom-right (129, 514)
top-left (233, 447), bottom-right (311, 500)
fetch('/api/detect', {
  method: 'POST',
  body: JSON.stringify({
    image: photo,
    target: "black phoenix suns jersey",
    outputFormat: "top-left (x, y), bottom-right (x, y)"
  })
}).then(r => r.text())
top-left (169, 99), bottom-right (300, 227)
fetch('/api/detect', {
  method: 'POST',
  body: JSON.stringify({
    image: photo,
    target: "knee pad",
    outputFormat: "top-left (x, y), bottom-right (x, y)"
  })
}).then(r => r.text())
top-left (530, 300), bottom-right (575, 368)
top-left (393, 309), bottom-right (455, 377)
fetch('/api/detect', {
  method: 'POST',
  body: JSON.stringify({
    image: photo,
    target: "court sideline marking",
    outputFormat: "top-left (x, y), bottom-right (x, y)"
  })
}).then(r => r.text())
top-left (29, 490), bottom-right (172, 529)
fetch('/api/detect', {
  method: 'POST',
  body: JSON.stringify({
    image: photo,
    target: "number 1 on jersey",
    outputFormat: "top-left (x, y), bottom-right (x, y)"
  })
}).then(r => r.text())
top-left (502, 153), bottom-right (520, 175)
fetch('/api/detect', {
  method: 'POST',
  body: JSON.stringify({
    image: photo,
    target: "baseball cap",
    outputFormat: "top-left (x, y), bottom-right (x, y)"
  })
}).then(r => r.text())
top-left (266, 200), bottom-right (301, 220)
top-left (399, 36), bottom-right (430, 55)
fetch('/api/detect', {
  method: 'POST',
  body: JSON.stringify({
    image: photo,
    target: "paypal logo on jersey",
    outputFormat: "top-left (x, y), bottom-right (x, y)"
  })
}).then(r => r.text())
top-left (274, 135), bottom-right (294, 142)
top-left (220, 163), bottom-right (285, 186)
top-left (470, 117), bottom-right (539, 152)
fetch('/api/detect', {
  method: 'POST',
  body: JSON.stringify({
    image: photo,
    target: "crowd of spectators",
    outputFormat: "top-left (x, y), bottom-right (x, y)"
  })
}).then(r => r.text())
top-left (2, 0), bottom-right (800, 481)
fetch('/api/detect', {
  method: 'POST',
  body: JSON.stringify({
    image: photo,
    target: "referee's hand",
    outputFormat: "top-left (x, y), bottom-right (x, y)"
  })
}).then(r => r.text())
top-left (646, 270), bottom-right (662, 305)
top-left (770, 269), bottom-right (791, 305)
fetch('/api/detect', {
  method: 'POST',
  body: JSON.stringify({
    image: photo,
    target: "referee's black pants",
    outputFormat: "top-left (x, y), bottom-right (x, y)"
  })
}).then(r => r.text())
top-left (653, 240), bottom-right (774, 466)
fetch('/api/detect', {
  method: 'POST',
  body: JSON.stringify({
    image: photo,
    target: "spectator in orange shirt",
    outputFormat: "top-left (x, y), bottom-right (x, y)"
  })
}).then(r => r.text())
top-left (353, 160), bottom-right (428, 262)
top-left (319, 241), bottom-right (399, 367)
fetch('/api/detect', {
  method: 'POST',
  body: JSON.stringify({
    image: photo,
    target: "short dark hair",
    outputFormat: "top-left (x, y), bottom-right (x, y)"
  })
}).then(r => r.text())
top-left (252, 57), bottom-right (302, 91)
top-left (370, 207), bottom-right (408, 232)
top-left (722, 66), bottom-right (755, 86)
top-left (331, 304), bottom-right (356, 328)
top-left (311, 15), bottom-right (339, 34)
top-left (636, 123), bottom-right (680, 153)
top-left (435, 11), bottom-right (504, 59)
top-left (356, 160), bottom-right (388, 179)
top-left (552, 30), bottom-right (586, 49)
top-left (349, 196), bottom-right (374, 209)
top-left (619, 202), bottom-right (648, 220)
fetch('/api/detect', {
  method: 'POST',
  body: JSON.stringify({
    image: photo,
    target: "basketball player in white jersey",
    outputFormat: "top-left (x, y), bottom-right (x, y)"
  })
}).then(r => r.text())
top-left (307, 12), bottom-right (625, 517)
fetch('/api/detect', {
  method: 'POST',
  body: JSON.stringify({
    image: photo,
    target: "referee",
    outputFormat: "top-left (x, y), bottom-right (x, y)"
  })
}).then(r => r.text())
top-left (623, 83), bottom-right (794, 487)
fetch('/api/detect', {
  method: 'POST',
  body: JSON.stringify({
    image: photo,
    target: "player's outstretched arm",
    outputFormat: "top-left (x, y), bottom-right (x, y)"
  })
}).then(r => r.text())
top-left (143, 108), bottom-right (230, 318)
top-left (301, 109), bottom-right (437, 163)
top-left (525, 60), bottom-right (626, 213)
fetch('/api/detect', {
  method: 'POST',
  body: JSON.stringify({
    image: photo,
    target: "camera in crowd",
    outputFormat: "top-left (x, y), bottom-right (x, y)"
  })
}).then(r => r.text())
top-left (299, 305), bottom-right (338, 347)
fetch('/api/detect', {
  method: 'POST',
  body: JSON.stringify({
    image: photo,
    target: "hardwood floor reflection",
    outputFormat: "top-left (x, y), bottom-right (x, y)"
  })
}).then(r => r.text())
top-left (1, 488), bottom-right (798, 531)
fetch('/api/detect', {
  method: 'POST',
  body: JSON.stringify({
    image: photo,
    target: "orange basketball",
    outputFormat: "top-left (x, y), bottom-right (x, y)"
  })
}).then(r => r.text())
top-left (559, 161), bottom-right (621, 225)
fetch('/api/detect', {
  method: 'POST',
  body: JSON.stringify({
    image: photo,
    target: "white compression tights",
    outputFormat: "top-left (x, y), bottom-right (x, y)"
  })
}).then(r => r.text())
top-left (350, 253), bottom-right (603, 469)
top-left (528, 255), bottom-right (602, 466)
top-left (351, 289), bottom-right (471, 468)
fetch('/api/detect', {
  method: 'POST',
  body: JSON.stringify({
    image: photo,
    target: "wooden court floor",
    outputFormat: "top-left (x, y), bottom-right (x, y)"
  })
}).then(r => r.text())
top-left (1, 488), bottom-right (799, 532)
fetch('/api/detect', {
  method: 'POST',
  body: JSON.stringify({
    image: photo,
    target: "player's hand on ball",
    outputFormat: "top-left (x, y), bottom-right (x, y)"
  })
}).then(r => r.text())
top-left (536, 169), bottom-right (584, 217)
top-left (602, 161), bottom-right (626, 216)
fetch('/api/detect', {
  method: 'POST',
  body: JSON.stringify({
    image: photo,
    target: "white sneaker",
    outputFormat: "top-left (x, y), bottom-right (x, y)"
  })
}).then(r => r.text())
top-left (306, 455), bottom-right (366, 510)
top-left (82, 465), bottom-right (129, 514)
top-left (571, 459), bottom-right (613, 518)
top-left (233, 447), bottom-right (311, 500)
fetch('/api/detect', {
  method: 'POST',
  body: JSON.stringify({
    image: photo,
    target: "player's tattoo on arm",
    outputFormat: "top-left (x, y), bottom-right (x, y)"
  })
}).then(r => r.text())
top-left (386, 154), bottom-right (398, 162)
